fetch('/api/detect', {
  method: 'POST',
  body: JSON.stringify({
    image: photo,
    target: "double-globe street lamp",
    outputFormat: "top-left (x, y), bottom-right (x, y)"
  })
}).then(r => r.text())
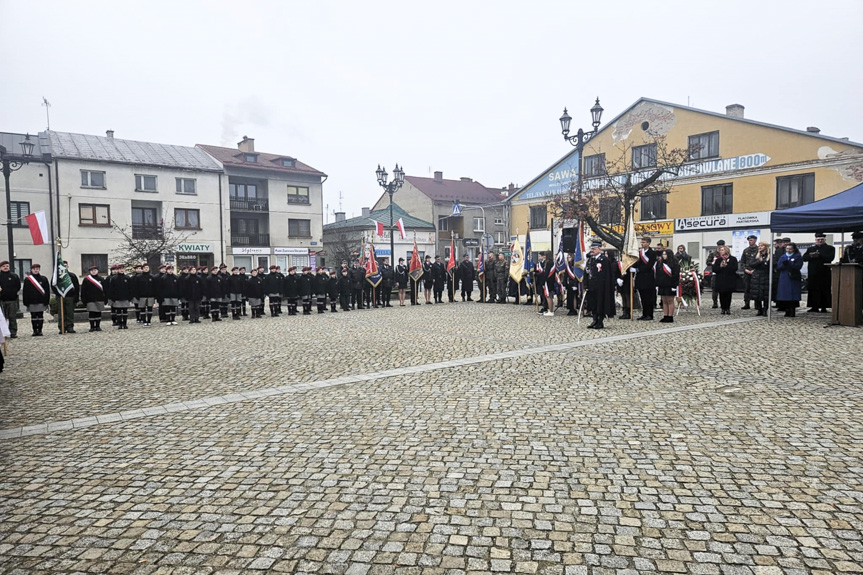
top-left (559, 98), bottom-right (604, 197)
top-left (1, 133), bottom-right (36, 264)
top-left (375, 163), bottom-right (405, 263)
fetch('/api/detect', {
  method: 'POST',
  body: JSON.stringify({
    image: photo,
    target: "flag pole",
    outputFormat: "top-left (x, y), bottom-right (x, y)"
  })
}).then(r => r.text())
top-left (629, 273), bottom-right (634, 321)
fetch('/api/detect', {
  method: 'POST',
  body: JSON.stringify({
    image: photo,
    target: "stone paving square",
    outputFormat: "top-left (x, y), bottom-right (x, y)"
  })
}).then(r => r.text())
top-left (0, 301), bottom-right (861, 574)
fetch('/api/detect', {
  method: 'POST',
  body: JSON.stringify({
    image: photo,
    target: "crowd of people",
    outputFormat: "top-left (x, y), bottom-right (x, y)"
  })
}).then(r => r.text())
top-left (1, 231), bottom-right (860, 338)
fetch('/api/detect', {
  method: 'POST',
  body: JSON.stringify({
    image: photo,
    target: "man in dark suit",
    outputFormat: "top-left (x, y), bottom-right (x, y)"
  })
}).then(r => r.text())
top-left (458, 254), bottom-right (475, 301)
top-left (634, 237), bottom-right (657, 320)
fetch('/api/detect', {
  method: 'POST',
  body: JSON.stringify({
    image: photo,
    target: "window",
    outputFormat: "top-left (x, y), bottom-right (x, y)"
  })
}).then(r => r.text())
top-left (473, 217), bottom-right (485, 232)
top-left (438, 216), bottom-right (449, 231)
top-left (689, 131), bottom-right (719, 160)
top-left (176, 178), bottom-right (197, 195)
top-left (444, 245), bottom-right (452, 259)
top-left (175, 208), bottom-right (200, 229)
top-left (79, 204), bottom-right (111, 226)
top-left (135, 174), bottom-right (157, 192)
top-left (10, 201), bottom-right (29, 226)
top-left (287, 186), bottom-right (310, 205)
top-left (81, 254), bottom-right (108, 275)
top-left (776, 173), bottom-right (815, 209)
top-left (292, 255), bottom-right (310, 268)
top-left (233, 218), bottom-right (259, 234)
top-left (529, 205), bottom-right (547, 229)
top-left (229, 182), bottom-right (257, 199)
top-left (639, 193), bottom-right (667, 221)
top-left (281, 158), bottom-right (295, 168)
top-left (14, 259), bottom-right (31, 280)
top-left (632, 144), bottom-right (657, 169)
top-left (81, 170), bottom-right (105, 188)
top-left (701, 183), bottom-right (733, 215)
top-left (244, 154), bottom-right (257, 163)
top-left (583, 153), bottom-right (606, 178)
top-left (288, 218), bottom-right (311, 237)
top-left (494, 218), bottom-right (504, 226)
top-left (599, 197), bottom-right (622, 224)
top-left (494, 232), bottom-right (505, 245)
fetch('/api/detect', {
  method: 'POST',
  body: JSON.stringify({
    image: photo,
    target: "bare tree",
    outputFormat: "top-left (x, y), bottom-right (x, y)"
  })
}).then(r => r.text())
top-left (111, 219), bottom-right (197, 267)
top-left (329, 231), bottom-right (362, 265)
top-left (550, 135), bottom-right (689, 251)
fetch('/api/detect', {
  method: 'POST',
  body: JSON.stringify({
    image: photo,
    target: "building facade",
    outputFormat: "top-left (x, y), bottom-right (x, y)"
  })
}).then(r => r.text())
top-left (198, 137), bottom-right (326, 271)
top-left (510, 98), bottom-right (863, 264)
top-left (371, 171), bottom-right (510, 261)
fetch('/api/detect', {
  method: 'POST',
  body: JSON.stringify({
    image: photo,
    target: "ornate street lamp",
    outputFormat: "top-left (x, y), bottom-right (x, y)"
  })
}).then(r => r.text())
top-left (2, 133), bottom-right (35, 264)
top-left (560, 98), bottom-right (603, 197)
top-left (376, 163), bottom-right (405, 264)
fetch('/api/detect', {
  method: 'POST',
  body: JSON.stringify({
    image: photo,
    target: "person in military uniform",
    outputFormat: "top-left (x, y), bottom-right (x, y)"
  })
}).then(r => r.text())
top-left (482, 253), bottom-right (495, 303)
top-left (840, 231), bottom-right (863, 263)
top-left (106, 264), bottom-right (133, 329)
top-left (238, 267), bottom-right (249, 316)
top-left (298, 266), bottom-right (313, 314)
top-left (245, 268), bottom-right (265, 318)
top-left (105, 265), bottom-right (118, 325)
top-left (130, 263), bottom-right (143, 323)
top-left (54, 261), bottom-right (80, 334)
top-left (80, 265), bottom-right (107, 332)
top-left (739, 234), bottom-right (759, 310)
top-left (315, 267), bottom-right (329, 314)
top-left (395, 257), bottom-right (409, 306)
top-left (534, 252), bottom-right (554, 315)
top-left (23, 263), bottom-right (50, 336)
top-left (205, 266), bottom-right (224, 321)
top-left (183, 266), bottom-right (204, 323)
top-left (178, 266), bottom-right (190, 321)
top-left (156, 264), bottom-right (167, 323)
top-left (494, 253), bottom-right (508, 304)
top-left (422, 256), bottom-right (434, 304)
top-left (134, 263), bottom-right (157, 327)
top-left (284, 266), bottom-right (299, 315)
top-left (263, 265), bottom-right (280, 316)
top-left (328, 270), bottom-right (339, 312)
top-left (431, 255), bottom-right (446, 303)
top-left (634, 237), bottom-right (657, 320)
top-left (803, 232), bottom-right (836, 313)
top-left (350, 260), bottom-right (365, 309)
top-left (227, 266), bottom-right (245, 320)
top-left (458, 254), bottom-right (475, 302)
top-left (338, 268), bottom-right (352, 311)
top-left (199, 265), bottom-right (211, 318)
top-left (585, 242), bottom-right (615, 329)
top-left (0, 260), bottom-right (21, 338)
top-left (379, 257), bottom-right (394, 307)
top-left (157, 265), bottom-right (181, 325)
top-left (217, 264), bottom-right (231, 319)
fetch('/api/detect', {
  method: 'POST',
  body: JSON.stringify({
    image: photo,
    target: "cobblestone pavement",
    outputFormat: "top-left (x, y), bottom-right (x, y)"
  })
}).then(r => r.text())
top-left (1, 299), bottom-right (861, 574)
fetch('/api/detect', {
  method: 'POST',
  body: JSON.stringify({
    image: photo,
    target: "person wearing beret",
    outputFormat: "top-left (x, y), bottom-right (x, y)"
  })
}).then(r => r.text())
top-left (263, 265), bottom-right (280, 317)
top-left (205, 266), bottom-right (224, 321)
top-left (106, 264), bottom-right (133, 329)
top-left (183, 266), bottom-right (204, 323)
top-left (739, 234), bottom-right (759, 310)
top-left (238, 267), bottom-right (249, 316)
top-left (105, 265), bottom-right (118, 325)
top-left (802, 232), bottom-right (836, 313)
top-left (328, 270), bottom-right (339, 312)
top-left (156, 265), bottom-right (181, 325)
top-left (178, 266), bottom-right (190, 321)
top-left (315, 267), bottom-right (329, 314)
top-left (0, 260), bottom-right (22, 338)
top-left (585, 242), bottom-right (615, 329)
top-left (156, 265), bottom-right (168, 323)
top-left (338, 267), bottom-right (352, 311)
top-left (284, 266), bottom-right (299, 316)
top-left (81, 265), bottom-right (108, 332)
top-left (227, 266), bottom-right (245, 320)
top-left (244, 267), bottom-right (264, 318)
top-left (298, 267), bottom-right (313, 315)
top-left (634, 237), bottom-right (657, 320)
top-left (23, 263), bottom-right (51, 336)
top-left (840, 231), bottom-right (863, 263)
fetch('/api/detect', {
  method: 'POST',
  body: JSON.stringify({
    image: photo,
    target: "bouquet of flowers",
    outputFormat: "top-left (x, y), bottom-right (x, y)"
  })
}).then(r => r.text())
top-left (676, 262), bottom-right (705, 306)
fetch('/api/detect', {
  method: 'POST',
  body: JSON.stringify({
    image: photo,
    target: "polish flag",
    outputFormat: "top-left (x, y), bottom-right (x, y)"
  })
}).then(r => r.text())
top-left (371, 220), bottom-right (384, 236)
top-left (25, 211), bottom-right (49, 245)
top-left (396, 218), bottom-right (406, 239)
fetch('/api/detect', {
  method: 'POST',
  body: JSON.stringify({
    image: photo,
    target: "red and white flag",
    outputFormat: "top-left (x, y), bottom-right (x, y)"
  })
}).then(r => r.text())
top-left (371, 220), bottom-right (384, 236)
top-left (25, 211), bottom-right (49, 245)
top-left (396, 218), bottom-right (406, 240)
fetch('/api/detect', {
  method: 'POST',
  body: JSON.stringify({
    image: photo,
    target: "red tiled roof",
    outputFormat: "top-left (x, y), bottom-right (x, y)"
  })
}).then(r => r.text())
top-left (196, 144), bottom-right (326, 177)
top-left (405, 175), bottom-right (504, 204)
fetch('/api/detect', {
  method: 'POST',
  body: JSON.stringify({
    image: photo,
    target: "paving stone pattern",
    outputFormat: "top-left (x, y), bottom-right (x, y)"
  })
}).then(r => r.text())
top-left (0, 301), bottom-right (861, 574)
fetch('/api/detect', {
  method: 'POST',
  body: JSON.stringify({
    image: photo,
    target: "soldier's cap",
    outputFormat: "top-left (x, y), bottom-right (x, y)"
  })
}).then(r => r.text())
top-left (852, 231), bottom-right (863, 239)
top-left (435, 255), bottom-right (441, 259)
top-left (302, 266), bottom-right (311, 272)
top-left (181, 266), bottom-right (189, 271)
top-left (158, 265), bottom-right (166, 269)
top-left (463, 254), bottom-right (469, 258)
top-left (342, 268), bottom-right (348, 273)
top-left (0, 261), bottom-right (8, 267)
top-left (747, 234), bottom-right (757, 240)
top-left (716, 240), bottom-right (726, 246)
top-left (31, 263), bottom-right (41, 269)
top-left (398, 258), bottom-right (404, 262)
top-left (814, 232), bottom-right (826, 238)
top-left (166, 264), bottom-right (174, 270)
top-left (89, 265), bottom-right (99, 271)
top-left (590, 240), bottom-right (603, 248)
top-left (200, 265), bottom-right (209, 270)
top-left (269, 265), bottom-right (277, 269)
top-left (231, 266), bottom-right (239, 271)
top-left (239, 266), bottom-right (246, 271)
top-left (134, 264), bottom-right (143, 268)
top-left (780, 237), bottom-right (791, 242)
top-left (288, 266), bottom-right (297, 271)
top-left (219, 264), bottom-right (227, 269)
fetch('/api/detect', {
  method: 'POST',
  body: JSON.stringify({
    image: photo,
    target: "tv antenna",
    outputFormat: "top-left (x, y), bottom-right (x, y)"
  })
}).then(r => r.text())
top-left (42, 97), bottom-right (51, 130)
top-left (338, 190), bottom-right (343, 212)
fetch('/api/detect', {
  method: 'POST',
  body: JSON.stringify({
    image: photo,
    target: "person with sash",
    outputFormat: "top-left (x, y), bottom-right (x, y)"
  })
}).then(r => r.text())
top-left (81, 265), bottom-right (108, 332)
top-left (23, 263), bottom-right (50, 336)
top-left (655, 249), bottom-right (680, 323)
top-left (634, 237), bottom-right (657, 320)
top-left (395, 257), bottom-right (409, 306)
top-left (585, 242), bottom-right (615, 329)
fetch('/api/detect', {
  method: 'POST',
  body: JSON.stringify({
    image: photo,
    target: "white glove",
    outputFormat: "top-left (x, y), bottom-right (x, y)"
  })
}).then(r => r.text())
top-left (616, 278), bottom-right (623, 287)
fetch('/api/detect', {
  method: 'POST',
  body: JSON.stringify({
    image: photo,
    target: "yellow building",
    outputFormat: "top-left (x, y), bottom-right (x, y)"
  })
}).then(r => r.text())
top-left (510, 98), bottom-right (863, 263)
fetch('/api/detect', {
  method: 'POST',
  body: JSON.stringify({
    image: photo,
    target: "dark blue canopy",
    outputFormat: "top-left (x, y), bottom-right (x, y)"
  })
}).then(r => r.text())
top-left (770, 182), bottom-right (863, 233)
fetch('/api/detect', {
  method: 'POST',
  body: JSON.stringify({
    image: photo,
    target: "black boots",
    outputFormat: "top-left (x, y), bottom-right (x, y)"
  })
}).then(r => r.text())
top-left (659, 316), bottom-right (673, 323)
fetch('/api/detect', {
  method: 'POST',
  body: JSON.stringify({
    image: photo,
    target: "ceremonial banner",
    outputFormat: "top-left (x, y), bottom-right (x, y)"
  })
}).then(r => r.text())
top-left (52, 252), bottom-right (73, 297)
top-left (509, 235), bottom-right (524, 282)
top-left (409, 240), bottom-right (423, 281)
top-left (365, 242), bottom-right (382, 287)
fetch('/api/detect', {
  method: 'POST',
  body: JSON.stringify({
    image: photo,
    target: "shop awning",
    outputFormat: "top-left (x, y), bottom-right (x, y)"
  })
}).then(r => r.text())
top-left (770, 183), bottom-right (863, 233)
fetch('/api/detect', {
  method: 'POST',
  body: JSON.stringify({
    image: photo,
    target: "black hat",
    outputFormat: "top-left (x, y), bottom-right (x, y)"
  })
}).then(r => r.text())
top-left (716, 239), bottom-right (726, 246)
top-left (435, 255), bottom-right (441, 259)
top-left (814, 232), bottom-right (826, 238)
top-left (463, 254), bottom-right (469, 258)
top-left (852, 231), bottom-right (863, 239)
top-left (590, 240), bottom-right (602, 248)
top-left (0, 261), bottom-right (8, 267)
top-left (780, 237), bottom-right (791, 242)
top-left (747, 234), bottom-right (757, 240)
top-left (89, 265), bottom-right (99, 271)
top-left (398, 257), bottom-right (404, 262)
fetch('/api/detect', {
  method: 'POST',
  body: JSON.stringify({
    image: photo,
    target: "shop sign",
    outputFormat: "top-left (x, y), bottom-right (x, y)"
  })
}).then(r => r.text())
top-left (232, 247), bottom-right (270, 255)
top-left (176, 243), bottom-right (213, 253)
top-left (273, 247), bottom-right (308, 255)
top-left (675, 211), bottom-right (771, 231)
top-left (611, 221), bottom-right (674, 236)
top-left (463, 238), bottom-right (479, 247)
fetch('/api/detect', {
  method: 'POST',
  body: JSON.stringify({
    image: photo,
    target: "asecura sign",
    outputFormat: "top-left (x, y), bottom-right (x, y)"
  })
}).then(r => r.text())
top-left (676, 211), bottom-right (771, 231)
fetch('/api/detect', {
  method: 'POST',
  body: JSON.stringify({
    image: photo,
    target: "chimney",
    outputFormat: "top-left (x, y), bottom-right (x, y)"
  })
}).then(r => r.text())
top-left (508, 183), bottom-right (516, 192)
top-left (335, 212), bottom-right (346, 222)
top-left (361, 207), bottom-right (370, 218)
top-left (238, 135), bottom-right (255, 153)
top-left (806, 126), bottom-right (821, 134)
top-left (725, 104), bottom-right (745, 119)
top-left (433, 171), bottom-right (443, 183)
top-left (460, 177), bottom-right (472, 182)
top-left (106, 130), bottom-right (114, 139)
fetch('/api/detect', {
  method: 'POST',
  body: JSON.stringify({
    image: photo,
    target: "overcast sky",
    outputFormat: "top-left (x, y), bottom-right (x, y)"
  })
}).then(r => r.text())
top-left (3, 0), bottom-right (861, 221)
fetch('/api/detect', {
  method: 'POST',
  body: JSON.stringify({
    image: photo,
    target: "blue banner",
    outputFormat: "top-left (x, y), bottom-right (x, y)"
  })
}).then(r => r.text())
top-left (517, 150), bottom-right (580, 201)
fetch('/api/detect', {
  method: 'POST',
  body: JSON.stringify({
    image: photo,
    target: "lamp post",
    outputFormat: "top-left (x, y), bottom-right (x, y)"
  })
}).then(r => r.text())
top-left (559, 98), bottom-right (604, 197)
top-left (376, 163), bottom-right (405, 263)
top-left (1, 133), bottom-right (36, 265)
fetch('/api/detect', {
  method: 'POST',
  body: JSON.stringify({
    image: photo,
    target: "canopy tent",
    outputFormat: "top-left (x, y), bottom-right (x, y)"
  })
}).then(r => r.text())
top-left (770, 182), bottom-right (863, 232)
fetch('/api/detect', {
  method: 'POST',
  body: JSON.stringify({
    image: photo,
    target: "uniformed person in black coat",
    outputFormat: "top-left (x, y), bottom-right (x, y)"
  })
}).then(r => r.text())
top-left (315, 267), bottom-right (329, 314)
top-left (53, 260), bottom-right (80, 334)
top-left (298, 267), bottom-right (313, 314)
top-left (227, 267), bottom-right (245, 320)
top-left (183, 266), bottom-right (204, 323)
top-left (349, 261), bottom-right (365, 309)
top-left (283, 267), bottom-right (299, 315)
top-left (328, 270), bottom-right (339, 312)
top-left (23, 263), bottom-right (51, 336)
top-left (178, 266), bottom-right (190, 321)
top-left (0, 260), bottom-right (22, 338)
top-left (840, 231), bottom-right (863, 263)
top-left (156, 265), bottom-right (168, 322)
top-left (432, 256), bottom-right (446, 303)
top-left (338, 268), bottom-right (352, 311)
top-left (106, 264), bottom-right (133, 329)
top-left (238, 267), bottom-right (249, 316)
top-left (81, 265), bottom-right (108, 332)
top-left (458, 254), bottom-right (475, 301)
top-left (802, 232), bottom-right (836, 313)
top-left (380, 258), bottom-right (394, 307)
top-left (244, 268), bottom-right (265, 318)
top-left (634, 237), bottom-right (657, 320)
top-left (585, 241), bottom-right (616, 329)
top-left (739, 235), bottom-right (759, 310)
top-left (263, 265), bottom-right (280, 316)
top-left (205, 266), bottom-right (224, 321)
top-left (157, 265), bottom-right (182, 325)
top-left (394, 258), bottom-right (409, 306)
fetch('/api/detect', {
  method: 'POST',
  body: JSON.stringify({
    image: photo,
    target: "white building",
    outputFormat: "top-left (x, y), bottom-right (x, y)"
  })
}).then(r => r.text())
top-left (198, 137), bottom-right (327, 271)
top-left (48, 131), bottom-right (226, 275)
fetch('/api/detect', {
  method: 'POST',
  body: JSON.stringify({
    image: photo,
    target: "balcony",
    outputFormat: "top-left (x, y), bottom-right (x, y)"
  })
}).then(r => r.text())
top-left (230, 198), bottom-right (269, 212)
top-left (231, 233), bottom-right (270, 247)
top-left (132, 225), bottom-right (163, 240)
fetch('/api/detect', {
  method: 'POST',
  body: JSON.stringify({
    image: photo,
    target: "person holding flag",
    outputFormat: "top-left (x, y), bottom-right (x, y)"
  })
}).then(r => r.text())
top-left (408, 240), bottom-right (423, 305)
top-left (23, 263), bottom-right (50, 336)
top-left (476, 245), bottom-right (485, 302)
top-left (521, 226), bottom-right (534, 305)
top-left (53, 255), bottom-right (79, 334)
top-left (365, 242), bottom-right (382, 308)
top-left (446, 237), bottom-right (456, 302)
